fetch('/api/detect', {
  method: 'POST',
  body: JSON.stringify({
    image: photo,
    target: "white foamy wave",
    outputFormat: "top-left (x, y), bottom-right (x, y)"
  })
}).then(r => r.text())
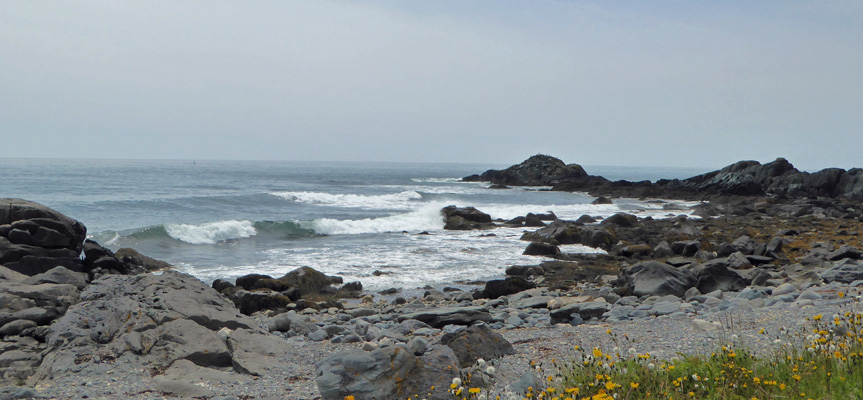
top-left (410, 177), bottom-right (461, 183)
top-left (270, 190), bottom-right (422, 210)
top-left (165, 220), bottom-right (257, 245)
top-left (303, 205), bottom-right (444, 235)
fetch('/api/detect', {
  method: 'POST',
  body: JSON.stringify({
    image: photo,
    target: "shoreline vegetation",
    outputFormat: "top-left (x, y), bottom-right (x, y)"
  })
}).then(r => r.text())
top-left (2, 155), bottom-right (863, 399)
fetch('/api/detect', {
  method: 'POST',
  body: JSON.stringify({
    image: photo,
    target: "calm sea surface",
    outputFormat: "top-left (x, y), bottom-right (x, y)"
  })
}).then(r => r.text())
top-left (0, 159), bottom-right (710, 289)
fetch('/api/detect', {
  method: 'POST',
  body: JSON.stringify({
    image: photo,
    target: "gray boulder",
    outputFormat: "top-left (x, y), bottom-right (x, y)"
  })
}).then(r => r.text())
top-left (616, 261), bottom-right (696, 298)
top-left (398, 306), bottom-right (492, 328)
top-left (440, 324), bottom-right (515, 367)
top-left (820, 259), bottom-right (863, 283)
top-left (316, 344), bottom-right (459, 400)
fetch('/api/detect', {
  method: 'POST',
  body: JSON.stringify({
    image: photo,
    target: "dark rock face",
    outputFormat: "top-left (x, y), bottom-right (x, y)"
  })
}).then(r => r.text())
top-left (440, 324), bottom-right (515, 367)
top-left (475, 276), bottom-right (536, 299)
top-left (695, 263), bottom-right (748, 293)
top-left (523, 242), bottom-right (561, 256)
top-left (462, 154), bottom-right (589, 186)
top-left (464, 155), bottom-right (863, 200)
top-left (398, 306), bottom-right (492, 328)
top-left (521, 220), bottom-right (617, 250)
top-left (0, 199), bottom-right (87, 276)
top-left (616, 261), bottom-right (697, 298)
top-left (441, 206), bottom-right (493, 230)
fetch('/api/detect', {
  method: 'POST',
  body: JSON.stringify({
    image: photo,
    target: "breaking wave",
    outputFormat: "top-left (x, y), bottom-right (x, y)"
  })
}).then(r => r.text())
top-left (270, 190), bottom-right (422, 210)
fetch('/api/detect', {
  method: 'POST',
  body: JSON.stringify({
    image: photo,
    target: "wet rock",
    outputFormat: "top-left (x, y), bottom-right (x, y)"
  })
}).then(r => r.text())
top-left (523, 242), bottom-right (560, 256)
top-left (601, 212), bottom-right (638, 228)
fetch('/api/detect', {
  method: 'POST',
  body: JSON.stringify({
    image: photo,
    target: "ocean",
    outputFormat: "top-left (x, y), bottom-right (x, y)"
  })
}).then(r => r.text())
top-left (0, 158), bottom-right (711, 290)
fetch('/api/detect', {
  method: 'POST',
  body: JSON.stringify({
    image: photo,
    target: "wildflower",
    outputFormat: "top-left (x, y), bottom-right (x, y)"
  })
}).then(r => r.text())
top-left (647, 363), bottom-right (655, 370)
top-left (453, 378), bottom-right (462, 387)
top-left (628, 348), bottom-right (637, 357)
top-left (630, 382), bottom-right (639, 389)
top-left (731, 334), bottom-right (739, 341)
top-left (486, 366), bottom-right (496, 375)
top-left (345, 396), bottom-right (355, 400)
top-left (469, 388), bottom-right (481, 394)
top-left (477, 358), bottom-right (486, 367)
top-left (814, 314), bottom-right (823, 321)
top-left (593, 348), bottom-right (603, 358)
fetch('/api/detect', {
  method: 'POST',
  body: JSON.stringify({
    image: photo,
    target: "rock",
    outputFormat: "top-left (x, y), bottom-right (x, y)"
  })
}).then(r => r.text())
top-left (772, 283), bottom-right (798, 296)
top-left (0, 387), bottom-right (43, 400)
top-left (511, 370), bottom-right (545, 396)
top-left (443, 215), bottom-right (493, 231)
top-left (523, 213), bottom-right (546, 227)
top-left (227, 328), bottom-right (294, 376)
top-left (592, 196), bottom-right (613, 205)
top-left (440, 324), bottom-right (515, 367)
top-left (695, 263), bottom-right (748, 293)
top-left (616, 261), bottom-right (696, 298)
top-left (671, 240), bottom-right (701, 257)
top-left (550, 301), bottom-right (610, 324)
top-left (462, 154), bottom-right (588, 186)
top-left (275, 266), bottom-right (333, 296)
top-left (212, 279), bottom-right (234, 292)
top-left (233, 290), bottom-right (291, 315)
top-left (113, 247), bottom-right (172, 272)
top-left (826, 245), bottom-right (862, 261)
top-left (308, 330), bottom-right (329, 342)
top-left (234, 274), bottom-right (272, 290)
top-left (618, 244), bottom-right (652, 258)
top-left (21, 267), bottom-right (87, 290)
top-left (521, 220), bottom-right (617, 250)
top-left (316, 344), bottom-right (458, 400)
top-left (152, 376), bottom-right (215, 398)
top-left (505, 265), bottom-right (545, 277)
top-left (601, 212), bottom-right (638, 228)
top-left (398, 306), bottom-right (492, 328)
top-left (31, 271), bottom-right (266, 386)
top-left (147, 318), bottom-right (234, 368)
top-left (820, 259), bottom-right (863, 283)
top-left (0, 320), bottom-right (37, 337)
top-left (407, 337), bottom-right (428, 356)
top-left (731, 235), bottom-right (757, 255)
top-left (441, 206), bottom-right (492, 223)
top-left (576, 215), bottom-right (597, 224)
top-left (474, 277), bottom-right (535, 299)
top-left (523, 242), bottom-right (560, 256)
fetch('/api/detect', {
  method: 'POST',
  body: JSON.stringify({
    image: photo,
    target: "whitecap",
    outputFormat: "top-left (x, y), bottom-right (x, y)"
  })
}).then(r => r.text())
top-left (302, 204), bottom-right (445, 235)
top-left (270, 190), bottom-right (422, 210)
top-left (164, 220), bottom-right (257, 245)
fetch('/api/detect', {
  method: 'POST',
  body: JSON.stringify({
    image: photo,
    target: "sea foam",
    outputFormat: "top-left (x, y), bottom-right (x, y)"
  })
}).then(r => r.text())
top-left (270, 190), bottom-right (422, 210)
top-left (303, 205), bottom-right (445, 235)
top-left (164, 220), bottom-right (257, 244)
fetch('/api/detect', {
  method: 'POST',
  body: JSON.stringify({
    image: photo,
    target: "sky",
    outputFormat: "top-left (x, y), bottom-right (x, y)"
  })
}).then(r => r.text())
top-left (1, 1), bottom-right (861, 171)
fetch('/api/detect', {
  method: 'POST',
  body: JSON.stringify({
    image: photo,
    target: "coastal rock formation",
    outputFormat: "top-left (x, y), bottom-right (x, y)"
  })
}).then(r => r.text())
top-left (0, 199), bottom-right (86, 276)
top-left (462, 154), bottom-right (594, 186)
top-left (31, 270), bottom-right (290, 387)
top-left (465, 155), bottom-right (863, 200)
top-left (441, 206), bottom-right (493, 230)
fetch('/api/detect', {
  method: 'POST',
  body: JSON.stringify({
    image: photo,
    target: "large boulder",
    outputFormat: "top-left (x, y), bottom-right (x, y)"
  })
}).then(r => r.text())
top-left (441, 206), bottom-right (493, 230)
top-left (695, 262), bottom-right (748, 293)
top-left (440, 324), bottom-right (515, 367)
top-left (474, 276), bottom-right (535, 299)
top-left (398, 306), bottom-right (492, 328)
top-left (30, 271), bottom-right (287, 386)
top-left (316, 344), bottom-right (459, 400)
top-left (0, 199), bottom-right (87, 276)
top-left (521, 220), bottom-right (617, 250)
top-left (820, 259), bottom-right (863, 283)
top-left (616, 261), bottom-right (697, 298)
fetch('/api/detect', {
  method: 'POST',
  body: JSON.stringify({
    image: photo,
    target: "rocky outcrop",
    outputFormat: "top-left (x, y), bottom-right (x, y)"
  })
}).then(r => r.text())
top-left (520, 220), bottom-right (617, 250)
top-left (0, 199), bottom-right (87, 276)
top-left (440, 324), bottom-right (515, 367)
top-left (464, 156), bottom-right (863, 200)
top-left (30, 271), bottom-right (290, 386)
top-left (441, 206), bottom-right (493, 230)
top-left (462, 154), bottom-right (594, 186)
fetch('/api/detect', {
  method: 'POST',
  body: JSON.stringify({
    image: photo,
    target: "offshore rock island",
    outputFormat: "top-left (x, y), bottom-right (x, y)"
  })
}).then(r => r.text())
top-left (1, 155), bottom-right (863, 399)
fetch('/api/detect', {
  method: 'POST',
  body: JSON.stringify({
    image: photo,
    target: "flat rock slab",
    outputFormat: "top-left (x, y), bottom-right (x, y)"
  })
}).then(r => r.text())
top-left (398, 306), bottom-right (492, 328)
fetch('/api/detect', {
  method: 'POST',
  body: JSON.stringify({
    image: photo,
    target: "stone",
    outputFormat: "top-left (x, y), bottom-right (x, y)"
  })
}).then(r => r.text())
top-left (461, 154), bottom-right (588, 186)
top-left (399, 306), bottom-right (492, 328)
top-left (440, 324), bottom-right (515, 367)
top-left (820, 259), bottom-right (863, 283)
top-left (407, 337), bottom-right (428, 356)
top-left (276, 266), bottom-right (333, 296)
top-left (826, 245), bottom-right (862, 261)
top-left (146, 318), bottom-right (233, 368)
top-left (695, 263), bottom-right (748, 293)
top-left (475, 276), bottom-right (535, 299)
top-left (0, 320), bottom-right (37, 337)
top-left (523, 242), bottom-right (560, 256)
top-left (616, 261), bottom-right (696, 298)
top-left (772, 283), bottom-right (798, 296)
top-left (601, 212), bottom-right (638, 228)
top-left (21, 267), bottom-right (87, 290)
top-left (550, 301), bottom-right (611, 324)
top-left (227, 328), bottom-right (293, 376)
top-left (308, 330), bottom-right (329, 342)
top-left (316, 344), bottom-right (458, 400)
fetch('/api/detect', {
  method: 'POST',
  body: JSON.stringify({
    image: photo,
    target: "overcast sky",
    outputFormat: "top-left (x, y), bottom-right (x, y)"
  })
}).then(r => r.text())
top-left (1, 1), bottom-right (861, 170)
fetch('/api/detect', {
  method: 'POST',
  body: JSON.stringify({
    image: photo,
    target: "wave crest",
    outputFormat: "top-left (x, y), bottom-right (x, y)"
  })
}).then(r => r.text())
top-left (304, 205), bottom-right (444, 235)
top-left (165, 220), bottom-right (257, 244)
top-left (270, 190), bottom-right (422, 210)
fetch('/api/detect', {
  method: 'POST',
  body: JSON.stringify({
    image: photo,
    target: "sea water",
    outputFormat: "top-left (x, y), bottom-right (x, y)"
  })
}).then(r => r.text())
top-left (0, 158), bottom-right (710, 290)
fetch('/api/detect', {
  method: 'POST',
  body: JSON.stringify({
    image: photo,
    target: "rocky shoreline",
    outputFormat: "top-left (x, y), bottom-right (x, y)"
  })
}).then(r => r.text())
top-left (2, 156), bottom-right (863, 400)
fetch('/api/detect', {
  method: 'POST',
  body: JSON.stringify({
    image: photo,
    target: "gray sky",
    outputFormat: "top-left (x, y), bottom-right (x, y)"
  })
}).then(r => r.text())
top-left (2, 1), bottom-right (861, 170)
